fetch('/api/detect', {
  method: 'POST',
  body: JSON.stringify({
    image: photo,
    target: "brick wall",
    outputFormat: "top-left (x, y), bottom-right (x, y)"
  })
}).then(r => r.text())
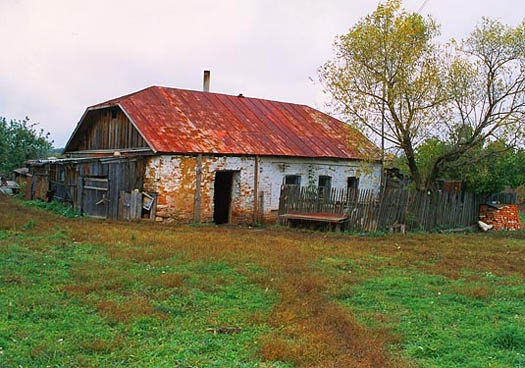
top-left (143, 155), bottom-right (383, 224)
top-left (479, 204), bottom-right (521, 231)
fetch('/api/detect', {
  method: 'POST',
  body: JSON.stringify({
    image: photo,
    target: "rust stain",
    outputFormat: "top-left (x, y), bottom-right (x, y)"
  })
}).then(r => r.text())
top-left (88, 86), bottom-right (380, 160)
top-left (144, 156), bottom-right (257, 224)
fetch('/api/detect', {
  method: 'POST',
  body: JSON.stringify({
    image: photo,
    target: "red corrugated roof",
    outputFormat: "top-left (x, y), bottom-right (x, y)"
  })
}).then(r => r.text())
top-left (88, 86), bottom-right (380, 160)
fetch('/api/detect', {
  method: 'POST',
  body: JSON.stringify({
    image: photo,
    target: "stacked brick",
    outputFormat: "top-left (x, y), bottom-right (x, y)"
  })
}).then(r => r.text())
top-left (479, 204), bottom-right (521, 231)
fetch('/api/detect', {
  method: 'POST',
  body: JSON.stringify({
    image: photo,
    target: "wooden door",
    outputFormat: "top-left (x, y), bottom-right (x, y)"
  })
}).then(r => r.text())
top-left (82, 176), bottom-right (109, 219)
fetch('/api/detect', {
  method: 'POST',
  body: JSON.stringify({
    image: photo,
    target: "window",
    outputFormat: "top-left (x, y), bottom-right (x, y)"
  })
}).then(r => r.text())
top-left (347, 176), bottom-right (359, 190)
top-left (284, 175), bottom-right (301, 186)
top-left (347, 176), bottom-right (359, 202)
top-left (318, 176), bottom-right (331, 189)
top-left (318, 176), bottom-right (331, 196)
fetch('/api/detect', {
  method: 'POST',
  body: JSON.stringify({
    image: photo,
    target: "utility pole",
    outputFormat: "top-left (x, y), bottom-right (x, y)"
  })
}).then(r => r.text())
top-left (381, 83), bottom-right (385, 167)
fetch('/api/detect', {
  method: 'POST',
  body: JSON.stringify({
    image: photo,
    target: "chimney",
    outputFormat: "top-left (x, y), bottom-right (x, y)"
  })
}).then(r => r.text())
top-left (203, 70), bottom-right (210, 92)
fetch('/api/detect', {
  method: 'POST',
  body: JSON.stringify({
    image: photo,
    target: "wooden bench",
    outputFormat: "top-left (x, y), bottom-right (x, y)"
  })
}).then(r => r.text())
top-left (280, 213), bottom-right (349, 232)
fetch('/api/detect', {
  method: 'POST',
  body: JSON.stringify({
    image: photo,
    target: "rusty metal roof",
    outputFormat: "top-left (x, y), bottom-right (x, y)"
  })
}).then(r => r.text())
top-left (87, 86), bottom-right (380, 160)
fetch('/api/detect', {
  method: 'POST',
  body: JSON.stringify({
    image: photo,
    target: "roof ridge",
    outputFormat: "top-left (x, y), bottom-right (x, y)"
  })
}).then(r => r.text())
top-left (93, 85), bottom-right (310, 109)
top-left (89, 85), bottom-right (160, 108)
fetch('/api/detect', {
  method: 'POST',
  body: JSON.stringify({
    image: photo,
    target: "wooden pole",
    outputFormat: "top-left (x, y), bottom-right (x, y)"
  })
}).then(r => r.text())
top-left (193, 154), bottom-right (202, 223)
top-left (253, 156), bottom-right (260, 224)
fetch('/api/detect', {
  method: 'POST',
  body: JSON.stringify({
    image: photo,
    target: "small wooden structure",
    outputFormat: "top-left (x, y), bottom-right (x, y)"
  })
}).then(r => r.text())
top-left (28, 156), bottom-right (148, 220)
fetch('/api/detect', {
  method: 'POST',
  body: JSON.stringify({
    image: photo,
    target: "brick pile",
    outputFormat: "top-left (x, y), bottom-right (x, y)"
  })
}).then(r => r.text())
top-left (479, 204), bottom-right (521, 231)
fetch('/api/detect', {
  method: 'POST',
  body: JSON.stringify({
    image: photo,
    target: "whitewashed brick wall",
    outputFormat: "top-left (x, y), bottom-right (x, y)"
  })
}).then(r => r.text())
top-left (144, 155), bottom-right (382, 222)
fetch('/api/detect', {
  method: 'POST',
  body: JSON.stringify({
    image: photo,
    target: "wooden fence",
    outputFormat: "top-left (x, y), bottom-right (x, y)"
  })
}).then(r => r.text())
top-left (279, 185), bottom-right (486, 232)
top-left (380, 190), bottom-right (483, 231)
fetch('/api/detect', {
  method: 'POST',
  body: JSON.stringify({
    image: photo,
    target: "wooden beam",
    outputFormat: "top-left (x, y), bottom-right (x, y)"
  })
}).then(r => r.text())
top-left (193, 154), bottom-right (203, 223)
top-left (253, 156), bottom-right (260, 224)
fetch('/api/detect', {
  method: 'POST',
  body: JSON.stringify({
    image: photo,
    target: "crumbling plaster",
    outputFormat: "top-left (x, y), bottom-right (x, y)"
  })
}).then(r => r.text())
top-left (144, 155), bottom-right (381, 223)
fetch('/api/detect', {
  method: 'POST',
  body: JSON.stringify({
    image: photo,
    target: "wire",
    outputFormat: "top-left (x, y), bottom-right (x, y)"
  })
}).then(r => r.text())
top-left (417, 0), bottom-right (430, 13)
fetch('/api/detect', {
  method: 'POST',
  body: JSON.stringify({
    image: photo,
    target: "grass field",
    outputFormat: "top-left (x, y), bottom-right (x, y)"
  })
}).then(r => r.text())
top-left (1, 197), bottom-right (524, 367)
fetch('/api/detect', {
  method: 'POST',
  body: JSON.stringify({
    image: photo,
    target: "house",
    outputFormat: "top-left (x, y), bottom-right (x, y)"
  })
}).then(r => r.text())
top-left (47, 77), bottom-right (382, 223)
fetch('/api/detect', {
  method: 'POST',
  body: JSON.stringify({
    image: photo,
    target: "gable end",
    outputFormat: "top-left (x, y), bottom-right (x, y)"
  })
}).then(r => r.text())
top-left (64, 106), bottom-right (152, 154)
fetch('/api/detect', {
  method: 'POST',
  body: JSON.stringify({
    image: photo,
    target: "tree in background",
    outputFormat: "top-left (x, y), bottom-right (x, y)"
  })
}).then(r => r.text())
top-left (0, 116), bottom-right (53, 175)
top-left (396, 138), bottom-right (525, 194)
top-left (319, 0), bottom-right (525, 191)
top-left (444, 143), bottom-right (525, 194)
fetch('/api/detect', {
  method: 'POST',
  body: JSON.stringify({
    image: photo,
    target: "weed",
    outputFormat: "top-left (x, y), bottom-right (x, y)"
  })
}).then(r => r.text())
top-left (22, 218), bottom-right (36, 230)
top-left (493, 325), bottom-right (525, 350)
top-left (22, 199), bottom-right (82, 218)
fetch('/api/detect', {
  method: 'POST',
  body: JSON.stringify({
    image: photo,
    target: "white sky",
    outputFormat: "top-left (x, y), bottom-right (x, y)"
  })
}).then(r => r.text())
top-left (1, 0), bottom-right (523, 147)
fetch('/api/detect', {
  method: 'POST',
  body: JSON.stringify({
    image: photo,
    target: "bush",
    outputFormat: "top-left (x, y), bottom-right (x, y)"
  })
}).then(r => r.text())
top-left (22, 200), bottom-right (82, 218)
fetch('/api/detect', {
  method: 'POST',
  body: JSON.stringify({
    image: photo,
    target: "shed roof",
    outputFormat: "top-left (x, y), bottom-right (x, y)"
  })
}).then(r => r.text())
top-left (70, 86), bottom-right (380, 160)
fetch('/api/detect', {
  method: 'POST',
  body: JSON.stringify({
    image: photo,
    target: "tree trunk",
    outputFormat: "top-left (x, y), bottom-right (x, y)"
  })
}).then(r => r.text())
top-left (403, 137), bottom-right (427, 191)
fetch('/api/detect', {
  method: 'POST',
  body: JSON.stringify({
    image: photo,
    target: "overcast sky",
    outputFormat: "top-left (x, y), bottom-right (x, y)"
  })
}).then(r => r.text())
top-left (1, 0), bottom-right (523, 147)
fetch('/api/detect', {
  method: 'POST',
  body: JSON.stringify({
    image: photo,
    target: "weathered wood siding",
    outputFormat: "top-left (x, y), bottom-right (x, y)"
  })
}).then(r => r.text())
top-left (67, 108), bottom-right (149, 151)
top-left (50, 157), bottom-right (146, 220)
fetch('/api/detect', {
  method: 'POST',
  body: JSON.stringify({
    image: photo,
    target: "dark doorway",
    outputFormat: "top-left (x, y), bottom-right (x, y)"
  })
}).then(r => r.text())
top-left (213, 171), bottom-right (234, 224)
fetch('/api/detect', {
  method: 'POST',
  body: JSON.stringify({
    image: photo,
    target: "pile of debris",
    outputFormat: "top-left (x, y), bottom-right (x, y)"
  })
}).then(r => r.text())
top-left (478, 203), bottom-right (521, 231)
top-left (0, 175), bottom-right (20, 196)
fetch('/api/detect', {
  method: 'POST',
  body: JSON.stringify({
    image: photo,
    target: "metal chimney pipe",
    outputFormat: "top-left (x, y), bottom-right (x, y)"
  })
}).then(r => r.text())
top-left (203, 70), bottom-right (210, 92)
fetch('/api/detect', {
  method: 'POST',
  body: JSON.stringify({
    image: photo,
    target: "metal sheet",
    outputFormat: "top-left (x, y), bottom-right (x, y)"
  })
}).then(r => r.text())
top-left (88, 86), bottom-right (380, 160)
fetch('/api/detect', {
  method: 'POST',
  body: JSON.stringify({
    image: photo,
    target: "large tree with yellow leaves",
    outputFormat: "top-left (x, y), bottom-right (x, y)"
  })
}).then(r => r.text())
top-left (320, 0), bottom-right (524, 191)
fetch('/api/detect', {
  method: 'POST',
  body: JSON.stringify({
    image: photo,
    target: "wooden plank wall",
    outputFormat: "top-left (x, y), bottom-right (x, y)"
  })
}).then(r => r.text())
top-left (72, 109), bottom-right (149, 151)
top-left (49, 158), bottom-right (145, 220)
top-left (119, 190), bottom-right (143, 221)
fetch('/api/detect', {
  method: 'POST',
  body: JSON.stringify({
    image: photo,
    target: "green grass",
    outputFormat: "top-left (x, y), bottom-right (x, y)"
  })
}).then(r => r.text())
top-left (21, 200), bottom-right (82, 218)
top-left (1, 198), bottom-right (524, 367)
top-left (336, 264), bottom-right (525, 367)
top-left (0, 229), bottom-right (286, 367)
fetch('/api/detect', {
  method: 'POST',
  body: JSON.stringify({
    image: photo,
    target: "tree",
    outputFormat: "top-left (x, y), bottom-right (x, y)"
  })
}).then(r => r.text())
top-left (319, 0), bottom-right (525, 191)
top-left (0, 116), bottom-right (53, 175)
top-left (444, 142), bottom-right (525, 194)
top-left (409, 138), bottom-right (525, 193)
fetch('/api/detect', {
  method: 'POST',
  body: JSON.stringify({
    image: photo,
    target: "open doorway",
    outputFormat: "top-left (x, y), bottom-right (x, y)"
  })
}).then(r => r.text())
top-left (213, 171), bottom-right (234, 224)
